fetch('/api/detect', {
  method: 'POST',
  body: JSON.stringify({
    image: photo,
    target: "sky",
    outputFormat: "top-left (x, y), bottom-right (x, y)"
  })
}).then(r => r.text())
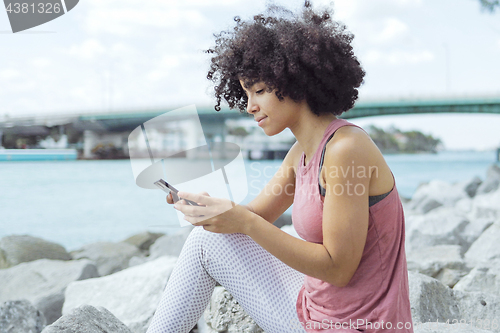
top-left (1, 0), bottom-right (499, 150)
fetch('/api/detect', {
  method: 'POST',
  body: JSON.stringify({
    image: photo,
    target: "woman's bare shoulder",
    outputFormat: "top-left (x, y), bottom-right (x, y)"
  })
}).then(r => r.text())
top-left (326, 125), bottom-right (376, 156)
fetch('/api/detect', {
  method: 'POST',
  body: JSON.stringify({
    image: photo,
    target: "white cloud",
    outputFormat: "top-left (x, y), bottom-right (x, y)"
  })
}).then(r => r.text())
top-left (67, 39), bottom-right (106, 60)
top-left (29, 58), bottom-right (52, 69)
top-left (363, 49), bottom-right (434, 65)
top-left (83, 1), bottom-right (212, 36)
top-left (0, 69), bottom-right (21, 80)
top-left (369, 18), bottom-right (409, 44)
top-left (315, 0), bottom-right (359, 21)
top-left (146, 55), bottom-right (181, 82)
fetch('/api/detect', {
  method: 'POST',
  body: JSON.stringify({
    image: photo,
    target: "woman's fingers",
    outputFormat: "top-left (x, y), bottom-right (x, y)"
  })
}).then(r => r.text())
top-left (178, 191), bottom-right (212, 205)
top-left (174, 201), bottom-right (208, 218)
top-left (166, 192), bottom-right (174, 204)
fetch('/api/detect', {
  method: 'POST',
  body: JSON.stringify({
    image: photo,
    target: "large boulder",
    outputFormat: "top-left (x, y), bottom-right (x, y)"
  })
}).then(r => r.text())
top-left (408, 272), bottom-right (460, 324)
top-left (409, 272), bottom-right (500, 332)
top-left (63, 255), bottom-right (177, 333)
top-left (476, 164), bottom-right (500, 195)
top-left (0, 258), bottom-right (98, 325)
top-left (129, 227), bottom-right (193, 267)
top-left (203, 287), bottom-right (264, 333)
top-left (407, 180), bottom-right (468, 214)
top-left (467, 187), bottom-right (500, 222)
top-left (41, 305), bottom-right (132, 333)
top-left (71, 241), bottom-right (141, 276)
top-left (464, 221), bottom-right (500, 266)
top-left (122, 231), bottom-right (164, 254)
top-left (406, 245), bottom-right (469, 287)
top-left (452, 289), bottom-right (500, 332)
top-left (463, 176), bottom-right (483, 198)
top-left (405, 207), bottom-right (470, 254)
top-left (454, 259), bottom-right (500, 296)
top-left (0, 300), bottom-right (46, 333)
top-left (273, 213), bottom-right (292, 228)
top-left (0, 235), bottom-right (71, 269)
top-left (148, 226), bottom-right (193, 259)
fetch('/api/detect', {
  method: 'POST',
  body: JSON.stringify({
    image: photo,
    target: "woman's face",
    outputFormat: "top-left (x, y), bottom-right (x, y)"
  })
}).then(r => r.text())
top-left (239, 80), bottom-right (303, 136)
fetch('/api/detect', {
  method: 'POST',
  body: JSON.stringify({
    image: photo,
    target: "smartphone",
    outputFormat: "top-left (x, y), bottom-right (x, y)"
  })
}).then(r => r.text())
top-left (154, 179), bottom-right (199, 206)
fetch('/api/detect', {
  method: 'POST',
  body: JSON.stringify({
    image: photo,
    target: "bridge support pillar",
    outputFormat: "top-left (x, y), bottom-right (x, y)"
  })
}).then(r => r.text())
top-left (83, 130), bottom-right (98, 159)
top-left (497, 147), bottom-right (500, 162)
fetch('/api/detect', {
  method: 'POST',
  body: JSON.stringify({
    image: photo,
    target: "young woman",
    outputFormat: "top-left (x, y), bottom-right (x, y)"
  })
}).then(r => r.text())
top-left (146, 2), bottom-right (413, 332)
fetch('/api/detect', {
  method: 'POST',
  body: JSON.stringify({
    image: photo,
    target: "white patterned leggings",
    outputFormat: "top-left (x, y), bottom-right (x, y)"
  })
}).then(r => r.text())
top-left (146, 226), bottom-right (307, 333)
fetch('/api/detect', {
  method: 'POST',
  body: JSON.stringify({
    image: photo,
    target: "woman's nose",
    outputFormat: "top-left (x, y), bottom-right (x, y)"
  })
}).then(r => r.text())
top-left (246, 97), bottom-right (259, 114)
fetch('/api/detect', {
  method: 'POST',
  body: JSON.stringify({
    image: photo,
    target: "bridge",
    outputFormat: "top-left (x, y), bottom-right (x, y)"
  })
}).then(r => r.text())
top-left (1, 96), bottom-right (499, 159)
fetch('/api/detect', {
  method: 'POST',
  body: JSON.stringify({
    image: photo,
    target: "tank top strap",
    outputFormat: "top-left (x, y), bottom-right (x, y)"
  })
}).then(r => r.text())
top-left (316, 120), bottom-right (393, 206)
top-left (316, 119), bottom-right (361, 196)
top-left (318, 132), bottom-right (336, 196)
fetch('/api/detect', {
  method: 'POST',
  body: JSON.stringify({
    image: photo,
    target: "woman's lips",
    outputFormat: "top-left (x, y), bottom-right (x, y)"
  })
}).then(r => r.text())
top-left (257, 116), bottom-right (268, 127)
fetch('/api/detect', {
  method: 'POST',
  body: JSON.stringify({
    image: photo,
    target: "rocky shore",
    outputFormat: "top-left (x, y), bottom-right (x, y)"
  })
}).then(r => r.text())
top-left (1, 164), bottom-right (500, 333)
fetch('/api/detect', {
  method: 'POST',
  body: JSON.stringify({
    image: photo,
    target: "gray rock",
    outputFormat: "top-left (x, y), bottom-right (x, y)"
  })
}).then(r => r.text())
top-left (408, 180), bottom-right (468, 214)
top-left (409, 272), bottom-right (500, 332)
top-left (414, 322), bottom-right (493, 332)
top-left (71, 241), bottom-right (141, 276)
top-left (434, 268), bottom-right (469, 289)
top-left (0, 258), bottom-right (98, 325)
top-left (0, 300), bottom-right (46, 333)
top-left (0, 235), bottom-right (71, 269)
top-left (453, 289), bottom-right (500, 332)
top-left (468, 186), bottom-right (500, 222)
top-left (406, 245), bottom-right (469, 287)
top-left (148, 226), bottom-right (193, 259)
top-left (63, 256), bottom-right (177, 333)
top-left (476, 164), bottom-right (500, 195)
top-left (41, 305), bottom-right (132, 333)
top-left (464, 221), bottom-right (500, 266)
top-left (273, 214), bottom-right (292, 228)
top-left (408, 272), bottom-right (460, 324)
top-left (405, 207), bottom-right (470, 254)
top-left (464, 176), bottom-right (483, 198)
top-left (454, 259), bottom-right (500, 296)
top-left (204, 287), bottom-right (264, 333)
top-left (418, 198), bottom-right (443, 214)
top-left (454, 197), bottom-right (473, 214)
top-left (122, 232), bottom-right (164, 253)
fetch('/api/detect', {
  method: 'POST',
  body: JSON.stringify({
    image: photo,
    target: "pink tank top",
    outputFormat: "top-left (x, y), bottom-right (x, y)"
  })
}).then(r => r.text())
top-left (292, 119), bottom-right (413, 332)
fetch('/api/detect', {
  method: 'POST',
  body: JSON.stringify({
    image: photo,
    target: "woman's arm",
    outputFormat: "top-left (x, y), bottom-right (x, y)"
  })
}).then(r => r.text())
top-left (242, 127), bottom-right (373, 287)
top-left (243, 141), bottom-right (301, 223)
top-left (176, 128), bottom-right (378, 287)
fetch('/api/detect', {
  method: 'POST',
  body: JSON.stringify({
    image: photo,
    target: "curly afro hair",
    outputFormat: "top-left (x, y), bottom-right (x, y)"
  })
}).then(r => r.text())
top-left (206, 1), bottom-right (365, 116)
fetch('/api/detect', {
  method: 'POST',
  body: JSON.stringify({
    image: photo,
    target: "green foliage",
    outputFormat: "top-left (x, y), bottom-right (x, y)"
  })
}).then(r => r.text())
top-left (228, 126), bottom-right (249, 136)
top-left (479, 0), bottom-right (499, 12)
top-left (368, 125), bottom-right (442, 154)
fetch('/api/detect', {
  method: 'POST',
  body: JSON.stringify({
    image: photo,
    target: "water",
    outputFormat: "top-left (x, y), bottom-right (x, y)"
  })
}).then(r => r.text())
top-left (0, 150), bottom-right (497, 251)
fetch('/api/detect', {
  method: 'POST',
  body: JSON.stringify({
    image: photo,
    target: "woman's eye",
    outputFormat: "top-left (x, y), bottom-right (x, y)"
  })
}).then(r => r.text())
top-left (256, 89), bottom-right (264, 94)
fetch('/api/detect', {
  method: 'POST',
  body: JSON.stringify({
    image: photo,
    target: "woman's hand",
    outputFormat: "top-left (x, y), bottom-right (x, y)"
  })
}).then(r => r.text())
top-left (173, 191), bottom-right (251, 234)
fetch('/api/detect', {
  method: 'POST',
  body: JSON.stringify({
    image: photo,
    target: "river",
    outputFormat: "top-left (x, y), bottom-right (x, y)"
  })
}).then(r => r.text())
top-left (0, 150), bottom-right (497, 251)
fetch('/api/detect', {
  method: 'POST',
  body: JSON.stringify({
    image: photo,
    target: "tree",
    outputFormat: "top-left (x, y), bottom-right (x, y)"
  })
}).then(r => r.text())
top-left (478, 0), bottom-right (499, 12)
